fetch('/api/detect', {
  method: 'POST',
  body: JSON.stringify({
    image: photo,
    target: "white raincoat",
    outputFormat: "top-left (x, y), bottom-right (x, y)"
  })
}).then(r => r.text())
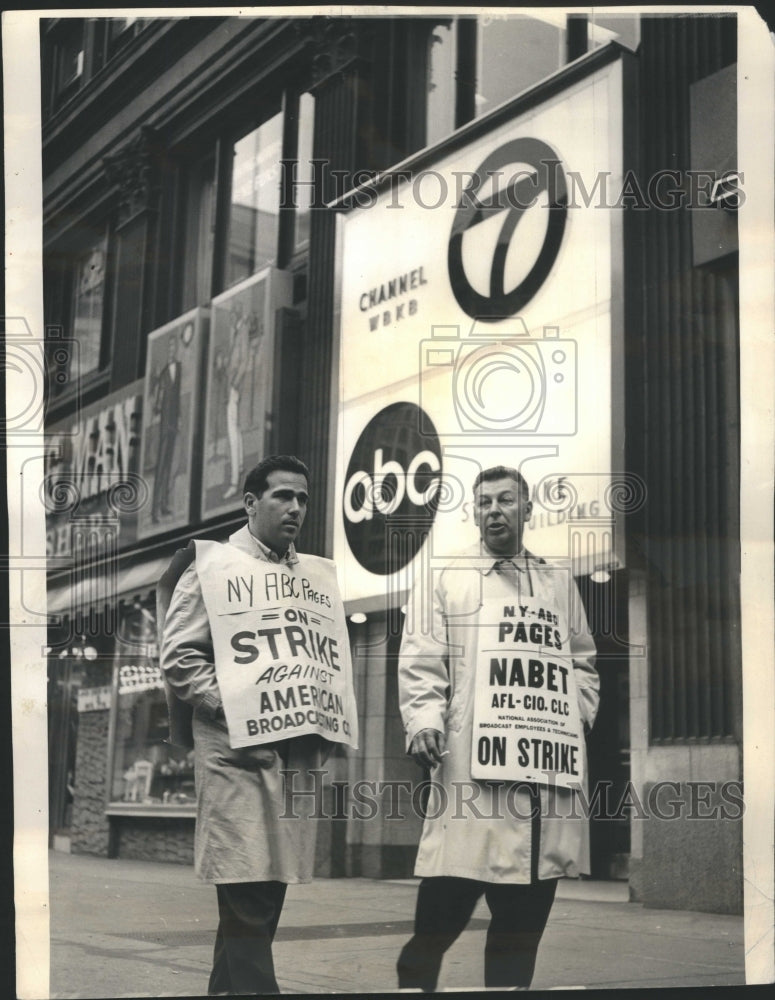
top-left (398, 545), bottom-right (599, 883)
top-left (160, 525), bottom-right (325, 884)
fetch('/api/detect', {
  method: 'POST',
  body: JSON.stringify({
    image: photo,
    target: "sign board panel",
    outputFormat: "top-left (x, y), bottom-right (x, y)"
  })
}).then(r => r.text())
top-left (45, 380), bottom-right (144, 557)
top-left (137, 308), bottom-right (208, 538)
top-left (118, 662), bottom-right (165, 695)
top-left (334, 57), bottom-right (625, 606)
top-left (201, 266), bottom-right (293, 519)
top-left (469, 593), bottom-right (585, 789)
top-left (77, 685), bottom-right (112, 712)
top-left (195, 542), bottom-right (359, 750)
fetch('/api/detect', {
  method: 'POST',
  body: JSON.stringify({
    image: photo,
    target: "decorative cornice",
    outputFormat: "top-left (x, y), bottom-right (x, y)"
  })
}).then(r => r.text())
top-left (297, 16), bottom-right (367, 88)
top-left (103, 125), bottom-right (163, 223)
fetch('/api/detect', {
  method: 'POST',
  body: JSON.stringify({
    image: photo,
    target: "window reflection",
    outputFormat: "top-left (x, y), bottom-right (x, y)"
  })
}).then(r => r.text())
top-left (182, 155), bottom-right (215, 310)
top-left (110, 664), bottom-right (196, 808)
top-left (588, 13), bottom-right (640, 52)
top-left (294, 92), bottom-right (316, 250)
top-left (72, 240), bottom-right (106, 378)
top-left (226, 112), bottom-right (283, 288)
top-left (53, 19), bottom-right (85, 106)
top-left (476, 14), bottom-right (565, 117)
top-left (426, 12), bottom-right (639, 145)
top-left (109, 16), bottom-right (138, 40)
top-left (427, 22), bottom-right (456, 146)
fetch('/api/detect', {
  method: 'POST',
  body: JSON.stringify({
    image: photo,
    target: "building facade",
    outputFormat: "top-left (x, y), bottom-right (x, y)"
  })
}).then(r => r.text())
top-left (42, 12), bottom-right (741, 912)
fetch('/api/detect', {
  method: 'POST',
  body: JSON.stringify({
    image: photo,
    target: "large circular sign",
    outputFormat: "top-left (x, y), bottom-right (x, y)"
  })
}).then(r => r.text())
top-left (448, 137), bottom-right (568, 321)
top-left (343, 402), bottom-right (442, 575)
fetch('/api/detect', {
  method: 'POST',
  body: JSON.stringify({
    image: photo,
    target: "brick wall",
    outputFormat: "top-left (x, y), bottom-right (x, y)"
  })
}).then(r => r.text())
top-left (70, 709), bottom-right (111, 856)
top-left (114, 817), bottom-right (195, 864)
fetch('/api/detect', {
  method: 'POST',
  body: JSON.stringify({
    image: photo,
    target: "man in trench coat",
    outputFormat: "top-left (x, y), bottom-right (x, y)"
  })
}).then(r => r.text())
top-left (160, 454), bottom-right (329, 995)
top-left (397, 465), bottom-right (600, 991)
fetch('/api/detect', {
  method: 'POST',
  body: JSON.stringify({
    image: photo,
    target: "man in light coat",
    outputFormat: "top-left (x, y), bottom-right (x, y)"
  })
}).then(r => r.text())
top-left (160, 455), bottom-right (328, 995)
top-left (397, 466), bottom-right (599, 991)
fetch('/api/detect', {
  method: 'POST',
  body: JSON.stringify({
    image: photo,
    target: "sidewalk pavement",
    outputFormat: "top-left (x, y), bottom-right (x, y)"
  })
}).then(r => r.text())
top-left (47, 850), bottom-right (744, 998)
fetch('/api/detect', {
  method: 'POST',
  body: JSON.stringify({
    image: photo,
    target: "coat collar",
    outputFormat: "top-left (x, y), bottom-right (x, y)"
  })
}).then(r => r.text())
top-left (228, 523), bottom-right (299, 566)
top-left (468, 542), bottom-right (546, 576)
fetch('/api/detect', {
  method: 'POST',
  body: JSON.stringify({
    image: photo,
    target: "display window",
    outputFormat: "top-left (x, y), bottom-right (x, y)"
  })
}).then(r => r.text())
top-left (293, 92), bottom-right (316, 251)
top-left (226, 110), bottom-right (284, 288)
top-left (426, 13), bottom-right (640, 147)
top-left (109, 662), bottom-right (195, 809)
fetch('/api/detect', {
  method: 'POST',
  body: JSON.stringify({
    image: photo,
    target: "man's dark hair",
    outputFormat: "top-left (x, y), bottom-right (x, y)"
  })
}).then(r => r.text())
top-left (243, 455), bottom-right (310, 498)
top-left (472, 466), bottom-right (530, 500)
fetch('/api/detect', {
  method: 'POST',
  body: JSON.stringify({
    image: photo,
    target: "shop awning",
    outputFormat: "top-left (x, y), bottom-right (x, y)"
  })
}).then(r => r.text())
top-left (47, 555), bottom-right (173, 615)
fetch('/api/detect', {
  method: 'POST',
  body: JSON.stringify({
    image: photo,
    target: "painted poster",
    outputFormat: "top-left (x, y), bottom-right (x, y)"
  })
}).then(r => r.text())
top-left (201, 267), bottom-right (292, 518)
top-left (137, 308), bottom-right (208, 538)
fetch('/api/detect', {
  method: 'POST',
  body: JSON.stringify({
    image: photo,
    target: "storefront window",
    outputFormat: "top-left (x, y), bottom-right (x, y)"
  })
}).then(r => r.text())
top-left (71, 238), bottom-right (107, 379)
top-left (47, 659), bottom-right (83, 835)
top-left (225, 111), bottom-right (283, 288)
top-left (475, 13), bottom-right (565, 117)
top-left (427, 12), bottom-right (639, 139)
top-left (109, 663), bottom-right (195, 808)
top-left (118, 593), bottom-right (159, 655)
top-left (426, 21), bottom-right (456, 147)
top-left (181, 154), bottom-right (216, 310)
top-left (52, 19), bottom-right (85, 107)
top-left (428, 12), bottom-right (638, 139)
top-left (107, 16), bottom-right (143, 55)
top-left (425, 14), bottom-right (568, 142)
top-left (588, 12), bottom-right (640, 52)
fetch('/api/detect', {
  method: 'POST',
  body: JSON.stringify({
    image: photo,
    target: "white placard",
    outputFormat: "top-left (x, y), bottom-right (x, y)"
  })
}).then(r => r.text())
top-left (195, 542), bottom-right (359, 750)
top-left (470, 597), bottom-right (584, 789)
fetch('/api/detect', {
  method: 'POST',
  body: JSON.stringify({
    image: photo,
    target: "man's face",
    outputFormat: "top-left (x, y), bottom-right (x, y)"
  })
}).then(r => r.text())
top-left (245, 470), bottom-right (309, 555)
top-left (168, 337), bottom-right (179, 362)
top-left (473, 476), bottom-right (532, 555)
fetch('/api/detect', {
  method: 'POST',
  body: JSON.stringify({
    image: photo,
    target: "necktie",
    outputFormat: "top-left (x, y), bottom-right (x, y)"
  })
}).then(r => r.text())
top-left (495, 559), bottom-right (520, 586)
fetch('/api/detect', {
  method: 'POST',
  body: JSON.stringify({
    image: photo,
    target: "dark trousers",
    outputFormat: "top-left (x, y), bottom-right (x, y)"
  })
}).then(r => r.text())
top-left (208, 881), bottom-right (287, 996)
top-left (152, 430), bottom-right (177, 516)
top-left (397, 876), bottom-right (558, 991)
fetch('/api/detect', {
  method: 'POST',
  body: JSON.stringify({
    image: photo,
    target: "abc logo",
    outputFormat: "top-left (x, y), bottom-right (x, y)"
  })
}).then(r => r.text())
top-left (343, 402), bottom-right (442, 575)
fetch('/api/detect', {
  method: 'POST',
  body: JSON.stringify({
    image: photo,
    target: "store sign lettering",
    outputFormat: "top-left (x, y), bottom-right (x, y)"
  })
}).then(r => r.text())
top-left (358, 265), bottom-right (428, 331)
top-left (118, 663), bottom-right (164, 694)
top-left (47, 394), bottom-right (141, 502)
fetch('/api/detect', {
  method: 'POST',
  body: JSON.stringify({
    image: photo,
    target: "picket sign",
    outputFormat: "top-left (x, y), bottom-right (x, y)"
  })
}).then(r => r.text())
top-left (196, 541), bottom-right (359, 750)
top-left (470, 596), bottom-right (585, 789)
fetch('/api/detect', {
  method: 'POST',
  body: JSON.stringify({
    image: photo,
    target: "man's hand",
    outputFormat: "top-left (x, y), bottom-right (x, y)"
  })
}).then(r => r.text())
top-left (409, 728), bottom-right (447, 769)
top-left (229, 745), bottom-right (278, 771)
